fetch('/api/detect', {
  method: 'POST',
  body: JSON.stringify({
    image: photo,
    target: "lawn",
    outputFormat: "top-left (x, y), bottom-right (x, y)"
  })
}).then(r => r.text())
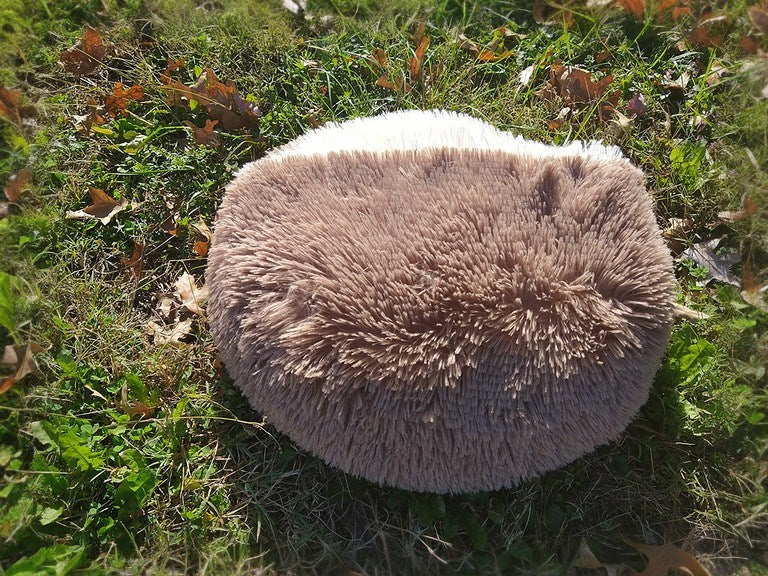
top-left (1, 0), bottom-right (767, 574)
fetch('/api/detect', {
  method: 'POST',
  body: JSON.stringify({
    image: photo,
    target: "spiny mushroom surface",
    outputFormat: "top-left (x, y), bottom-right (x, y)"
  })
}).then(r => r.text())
top-left (207, 109), bottom-right (675, 493)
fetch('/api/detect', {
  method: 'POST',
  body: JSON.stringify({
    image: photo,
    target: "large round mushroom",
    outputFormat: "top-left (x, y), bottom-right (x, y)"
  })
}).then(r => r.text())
top-left (207, 109), bottom-right (674, 493)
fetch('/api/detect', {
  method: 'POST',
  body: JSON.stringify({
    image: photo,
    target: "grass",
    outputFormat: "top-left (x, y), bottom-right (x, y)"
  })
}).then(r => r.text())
top-left (1, 0), bottom-right (767, 574)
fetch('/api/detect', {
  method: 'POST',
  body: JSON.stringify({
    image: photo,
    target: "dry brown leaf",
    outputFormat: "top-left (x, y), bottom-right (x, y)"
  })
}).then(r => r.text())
top-left (545, 64), bottom-right (618, 114)
top-left (477, 49), bottom-right (513, 62)
top-left (376, 74), bottom-right (405, 92)
top-left (174, 272), bottom-right (209, 316)
top-left (60, 26), bottom-right (106, 75)
top-left (371, 48), bottom-right (388, 68)
top-left (65, 187), bottom-right (128, 225)
top-left (717, 197), bottom-right (757, 223)
top-left (749, 3), bottom-right (768, 35)
top-left (192, 219), bottom-right (212, 257)
top-left (741, 262), bottom-right (768, 312)
top-left (3, 168), bottom-right (30, 203)
top-left (704, 61), bottom-right (728, 87)
top-left (566, 538), bottom-right (628, 576)
top-left (157, 295), bottom-right (175, 318)
top-left (687, 12), bottom-right (725, 49)
top-left (0, 86), bottom-right (35, 125)
top-left (662, 217), bottom-right (694, 254)
top-left (146, 318), bottom-right (194, 345)
top-left (117, 383), bottom-right (155, 418)
top-left (741, 34), bottom-right (760, 53)
top-left (413, 21), bottom-right (427, 47)
top-left (73, 96), bottom-right (106, 135)
top-left (121, 241), bottom-right (145, 280)
top-left (409, 36), bottom-right (430, 79)
top-left (617, 0), bottom-right (645, 18)
top-left (104, 83), bottom-right (143, 117)
top-left (164, 58), bottom-right (185, 75)
top-left (624, 538), bottom-right (711, 576)
top-left (195, 68), bottom-right (261, 131)
top-left (184, 119), bottom-right (220, 147)
top-left (0, 86), bottom-right (22, 124)
top-left (656, 0), bottom-right (692, 20)
top-left (457, 34), bottom-right (481, 56)
top-left (160, 68), bottom-right (260, 131)
top-left (1, 341), bottom-right (44, 395)
top-left (548, 107), bottom-right (571, 131)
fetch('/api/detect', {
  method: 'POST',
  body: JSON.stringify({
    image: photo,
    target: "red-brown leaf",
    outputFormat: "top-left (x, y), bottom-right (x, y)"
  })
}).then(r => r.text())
top-left (624, 539), bottom-right (711, 576)
top-left (477, 49), bottom-right (513, 62)
top-left (3, 168), bottom-right (30, 202)
top-left (409, 36), bottom-right (430, 78)
top-left (60, 26), bottom-right (106, 75)
top-left (617, 0), bottom-right (645, 18)
top-left (192, 219), bottom-right (212, 257)
top-left (104, 83), bottom-right (144, 117)
top-left (65, 187), bottom-right (127, 224)
top-left (1, 341), bottom-right (44, 395)
top-left (184, 119), bottom-right (220, 147)
top-left (371, 48), bottom-right (388, 67)
top-left (120, 241), bottom-right (145, 280)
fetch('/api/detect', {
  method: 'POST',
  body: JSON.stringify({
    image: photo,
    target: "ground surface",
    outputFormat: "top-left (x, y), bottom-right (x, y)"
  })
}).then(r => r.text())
top-left (1, 0), bottom-right (767, 574)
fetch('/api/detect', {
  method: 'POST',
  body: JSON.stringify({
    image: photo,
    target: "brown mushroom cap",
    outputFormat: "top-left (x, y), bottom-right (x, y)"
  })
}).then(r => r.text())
top-left (207, 111), bottom-right (674, 493)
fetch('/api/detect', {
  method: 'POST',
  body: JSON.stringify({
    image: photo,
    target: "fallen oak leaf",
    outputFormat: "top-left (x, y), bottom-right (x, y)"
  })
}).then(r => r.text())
top-left (60, 26), bottom-right (105, 75)
top-left (147, 319), bottom-right (194, 345)
top-left (623, 538), bottom-right (711, 576)
top-left (548, 106), bottom-right (571, 131)
top-left (1, 341), bottom-right (44, 395)
top-left (376, 73), bottom-right (405, 92)
top-left (73, 96), bottom-right (106, 135)
top-left (566, 538), bottom-right (627, 576)
top-left (616, 0), bottom-right (645, 19)
top-left (477, 49), bottom-right (513, 62)
top-left (741, 34), bottom-right (760, 54)
top-left (656, 0), bottom-right (692, 20)
top-left (120, 241), bottom-right (145, 280)
top-left (371, 48), bottom-right (388, 67)
top-left (117, 382), bottom-right (155, 417)
top-left (192, 219), bottom-right (212, 257)
top-left (662, 217), bottom-right (694, 254)
top-left (174, 272), bottom-right (209, 316)
top-left (65, 187), bottom-right (128, 225)
top-left (409, 35), bottom-right (430, 79)
top-left (457, 34), bottom-right (481, 56)
top-left (717, 196), bottom-right (757, 224)
top-left (686, 12), bottom-right (725, 49)
top-left (184, 119), bottom-right (220, 147)
top-left (157, 295), bottom-right (175, 318)
top-left (104, 82), bottom-right (144, 117)
top-left (164, 58), bottom-right (185, 76)
top-left (548, 64), bottom-right (616, 107)
top-left (741, 262), bottom-right (768, 312)
top-left (192, 68), bottom-right (261, 131)
top-left (0, 86), bottom-right (35, 125)
top-left (3, 168), bottom-right (30, 203)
